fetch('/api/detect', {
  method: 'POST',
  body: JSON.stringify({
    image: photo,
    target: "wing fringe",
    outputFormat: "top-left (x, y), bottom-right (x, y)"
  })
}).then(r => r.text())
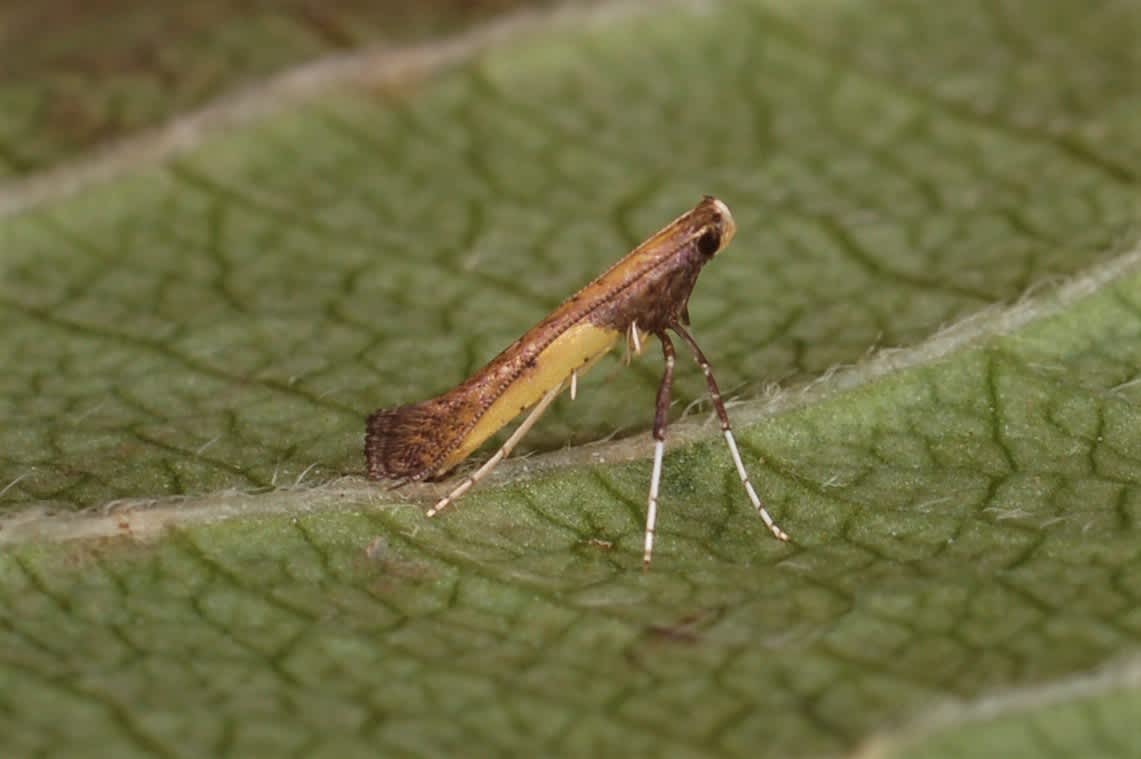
top-left (365, 399), bottom-right (456, 481)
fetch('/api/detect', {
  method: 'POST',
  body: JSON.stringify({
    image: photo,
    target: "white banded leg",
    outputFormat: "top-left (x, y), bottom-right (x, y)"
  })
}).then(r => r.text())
top-left (644, 332), bottom-right (676, 567)
top-left (672, 324), bottom-right (789, 542)
top-left (427, 383), bottom-right (563, 517)
top-left (721, 427), bottom-right (789, 540)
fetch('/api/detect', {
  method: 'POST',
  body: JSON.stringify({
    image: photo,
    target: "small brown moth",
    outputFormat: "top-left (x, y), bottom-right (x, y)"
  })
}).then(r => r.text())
top-left (366, 196), bottom-right (789, 565)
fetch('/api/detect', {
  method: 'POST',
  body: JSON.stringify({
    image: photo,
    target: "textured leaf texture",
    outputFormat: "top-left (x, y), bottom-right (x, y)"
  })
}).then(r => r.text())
top-left (2, 0), bottom-right (1140, 756)
top-left (0, 0), bottom-right (563, 176)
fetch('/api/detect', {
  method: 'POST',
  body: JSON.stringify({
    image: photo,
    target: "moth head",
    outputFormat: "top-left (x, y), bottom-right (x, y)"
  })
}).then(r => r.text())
top-left (694, 196), bottom-right (737, 258)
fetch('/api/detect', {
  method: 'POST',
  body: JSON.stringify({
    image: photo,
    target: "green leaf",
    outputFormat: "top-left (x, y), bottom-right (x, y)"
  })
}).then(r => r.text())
top-left (0, 0), bottom-right (563, 176)
top-left (874, 659), bottom-right (1141, 758)
top-left (2, 0), bottom-right (1140, 756)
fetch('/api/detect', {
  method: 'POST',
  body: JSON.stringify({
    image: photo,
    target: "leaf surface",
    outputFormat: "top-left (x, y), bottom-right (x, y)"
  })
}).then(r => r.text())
top-left (1, 1), bottom-right (1140, 756)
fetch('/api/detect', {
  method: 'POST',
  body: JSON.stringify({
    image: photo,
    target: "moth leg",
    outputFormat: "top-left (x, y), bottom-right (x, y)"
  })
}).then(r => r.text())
top-left (644, 331), bottom-right (676, 567)
top-left (427, 382), bottom-right (563, 517)
top-left (625, 320), bottom-right (642, 365)
top-left (672, 324), bottom-right (789, 542)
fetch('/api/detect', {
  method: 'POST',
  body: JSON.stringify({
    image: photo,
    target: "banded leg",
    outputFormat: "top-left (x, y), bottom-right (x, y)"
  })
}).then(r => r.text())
top-left (644, 331), bottom-right (676, 567)
top-left (427, 383), bottom-right (563, 517)
top-left (672, 323), bottom-right (789, 542)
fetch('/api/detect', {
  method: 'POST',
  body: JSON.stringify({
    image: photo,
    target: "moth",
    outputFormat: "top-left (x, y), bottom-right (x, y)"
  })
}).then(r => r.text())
top-left (366, 196), bottom-right (789, 565)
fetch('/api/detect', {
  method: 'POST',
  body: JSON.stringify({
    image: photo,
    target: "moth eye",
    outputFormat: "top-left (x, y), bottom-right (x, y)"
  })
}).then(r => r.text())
top-left (696, 228), bottom-right (721, 257)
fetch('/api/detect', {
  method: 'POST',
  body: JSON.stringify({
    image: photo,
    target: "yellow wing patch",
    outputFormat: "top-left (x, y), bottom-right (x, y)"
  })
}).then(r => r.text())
top-left (437, 322), bottom-right (622, 473)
